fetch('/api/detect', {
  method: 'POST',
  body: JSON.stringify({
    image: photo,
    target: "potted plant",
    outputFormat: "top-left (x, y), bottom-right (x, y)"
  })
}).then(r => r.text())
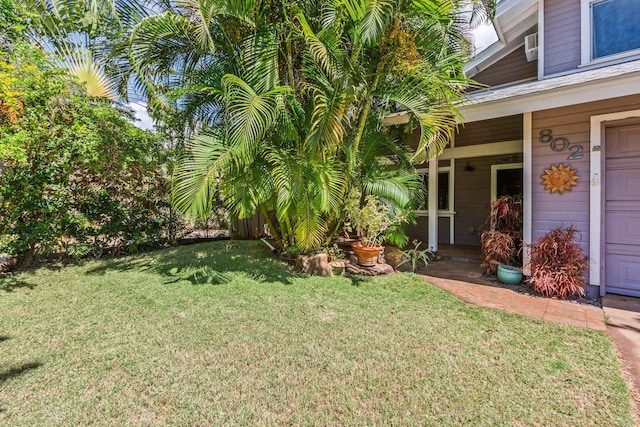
top-left (324, 244), bottom-right (346, 276)
top-left (344, 190), bottom-right (405, 266)
top-left (480, 195), bottom-right (523, 279)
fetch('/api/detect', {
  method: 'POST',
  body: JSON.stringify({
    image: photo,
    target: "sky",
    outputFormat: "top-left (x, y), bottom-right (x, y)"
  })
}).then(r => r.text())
top-left (472, 21), bottom-right (499, 54)
top-left (130, 102), bottom-right (155, 131)
top-left (130, 23), bottom-right (499, 132)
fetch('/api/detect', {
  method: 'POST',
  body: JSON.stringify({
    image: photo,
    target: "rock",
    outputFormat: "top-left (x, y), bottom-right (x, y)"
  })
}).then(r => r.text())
top-left (296, 253), bottom-right (332, 276)
top-left (345, 262), bottom-right (395, 276)
top-left (296, 254), bottom-right (394, 277)
top-left (383, 246), bottom-right (406, 269)
top-left (0, 254), bottom-right (17, 272)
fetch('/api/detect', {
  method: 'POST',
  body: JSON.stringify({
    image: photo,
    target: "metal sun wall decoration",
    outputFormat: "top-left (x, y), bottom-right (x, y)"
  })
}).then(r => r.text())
top-left (541, 163), bottom-right (580, 194)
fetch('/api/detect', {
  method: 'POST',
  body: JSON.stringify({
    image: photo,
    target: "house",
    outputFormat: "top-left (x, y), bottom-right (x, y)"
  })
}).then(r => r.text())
top-left (386, 0), bottom-right (640, 297)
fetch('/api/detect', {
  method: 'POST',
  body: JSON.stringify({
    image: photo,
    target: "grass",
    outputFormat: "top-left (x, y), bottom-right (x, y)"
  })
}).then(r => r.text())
top-left (0, 240), bottom-right (634, 426)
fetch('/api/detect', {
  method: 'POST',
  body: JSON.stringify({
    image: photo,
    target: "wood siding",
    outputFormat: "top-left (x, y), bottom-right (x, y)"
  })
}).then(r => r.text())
top-left (454, 154), bottom-right (522, 246)
top-left (455, 115), bottom-right (522, 147)
top-left (531, 94), bottom-right (640, 257)
top-left (544, 0), bottom-right (581, 76)
top-left (472, 47), bottom-right (537, 89)
top-left (406, 216), bottom-right (450, 246)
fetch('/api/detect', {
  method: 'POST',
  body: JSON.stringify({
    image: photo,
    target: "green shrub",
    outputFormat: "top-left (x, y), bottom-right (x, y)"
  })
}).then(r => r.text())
top-left (0, 31), bottom-right (176, 263)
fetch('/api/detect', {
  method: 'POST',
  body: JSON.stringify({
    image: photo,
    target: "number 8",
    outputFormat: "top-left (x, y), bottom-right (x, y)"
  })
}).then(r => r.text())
top-left (539, 129), bottom-right (553, 143)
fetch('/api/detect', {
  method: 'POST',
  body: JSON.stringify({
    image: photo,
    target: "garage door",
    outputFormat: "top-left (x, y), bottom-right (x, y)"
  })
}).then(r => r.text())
top-left (605, 123), bottom-right (640, 297)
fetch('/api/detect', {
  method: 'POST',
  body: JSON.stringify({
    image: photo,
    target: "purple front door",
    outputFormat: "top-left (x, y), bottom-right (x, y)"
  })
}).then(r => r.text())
top-left (605, 123), bottom-right (640, 297)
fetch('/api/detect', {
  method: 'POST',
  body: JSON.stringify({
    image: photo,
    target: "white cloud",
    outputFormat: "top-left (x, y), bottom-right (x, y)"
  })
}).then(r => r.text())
top-left (129, 102), bottom-right (155, 131)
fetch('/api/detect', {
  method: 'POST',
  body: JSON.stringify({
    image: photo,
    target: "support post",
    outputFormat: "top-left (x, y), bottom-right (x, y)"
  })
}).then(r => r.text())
top-left (523, 112), bottom-right (533, 275)
top-left (428, 157), bottom-right (438, 252)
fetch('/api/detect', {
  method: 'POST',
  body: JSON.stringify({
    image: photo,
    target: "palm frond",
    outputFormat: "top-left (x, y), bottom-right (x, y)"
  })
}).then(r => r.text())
top-left (360, 0), bottom-right (393, 45)
top-left (296, 13), bottom-right (342, 81)
top-left (294, 199), bottom-right (328, 251)
top-left (305, 81), bottom-right (351, 157)
top-left (129, 12), bottom-right (201, 78)
top-left (221, 74), bottom-right (291, 165)
top-left (68, 53), bottom-right (117, 99)
top-left (308, 158), bottom-right (347, 214)
top-left (172, 131), bottom-right (229, 218)
top-left (221, 158), bottom-right (273, 219)
top-left (340, 0), bottom-right (367, 22)
top-left (240, 29), bottom-right (279, 93)
top-left (383, 66), bottom-right (465, 160)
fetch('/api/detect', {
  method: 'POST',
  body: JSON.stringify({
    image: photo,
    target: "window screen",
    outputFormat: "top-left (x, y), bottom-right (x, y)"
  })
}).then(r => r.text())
top-left (592, 0), bottom-right (640, 59)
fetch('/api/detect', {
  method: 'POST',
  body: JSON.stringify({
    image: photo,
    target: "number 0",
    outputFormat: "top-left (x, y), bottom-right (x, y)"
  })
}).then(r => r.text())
top-left (550, 137), bottom-right (569, 152)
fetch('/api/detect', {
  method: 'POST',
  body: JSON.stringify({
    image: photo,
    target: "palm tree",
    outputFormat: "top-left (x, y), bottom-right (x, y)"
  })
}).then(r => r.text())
top-left (126, 0), bottom-right (485, 251)
top-left (26, 0), bottom-right (146, 101)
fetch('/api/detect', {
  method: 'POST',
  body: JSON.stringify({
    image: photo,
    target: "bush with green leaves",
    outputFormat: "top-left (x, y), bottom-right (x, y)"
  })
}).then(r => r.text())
top-left (397, 240), bottom-right (432, 272)
top-left (0, 24), bottom-right (174, 264)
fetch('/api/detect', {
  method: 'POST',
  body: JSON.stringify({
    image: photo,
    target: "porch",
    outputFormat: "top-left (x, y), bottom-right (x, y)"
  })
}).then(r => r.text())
top-left (417, 243), bottom-right (490, 286)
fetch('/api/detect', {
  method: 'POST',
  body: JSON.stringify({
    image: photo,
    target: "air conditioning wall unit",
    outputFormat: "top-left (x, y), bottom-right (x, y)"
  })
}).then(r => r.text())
top-left (525, 33), bottom-right (538, 62)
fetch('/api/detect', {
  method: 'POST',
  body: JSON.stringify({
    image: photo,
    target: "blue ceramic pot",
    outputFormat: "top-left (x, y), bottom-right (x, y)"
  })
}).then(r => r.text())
top-left (497, 264), bottom-right (523, 285)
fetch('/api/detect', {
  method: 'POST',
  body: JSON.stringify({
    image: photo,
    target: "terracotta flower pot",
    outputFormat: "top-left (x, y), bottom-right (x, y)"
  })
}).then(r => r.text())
top-left (352, 242), bottom-right (383, 266)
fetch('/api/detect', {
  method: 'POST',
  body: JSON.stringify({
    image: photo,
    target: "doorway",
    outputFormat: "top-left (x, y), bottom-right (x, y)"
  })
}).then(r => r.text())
top-left (491, 163), bottom-right (523, 201)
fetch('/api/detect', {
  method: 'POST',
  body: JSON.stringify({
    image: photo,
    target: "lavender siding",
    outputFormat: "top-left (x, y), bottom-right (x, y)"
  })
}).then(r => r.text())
top-left (544, 0), bottom-right (581, 76)
top-left (531, 94), bottom-right (640, 257)
top-left (472, 47), bottom-right (537, 89)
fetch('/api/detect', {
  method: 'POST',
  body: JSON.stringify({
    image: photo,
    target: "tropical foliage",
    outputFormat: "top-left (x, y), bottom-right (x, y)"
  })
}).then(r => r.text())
top-left (24, 0), bottom-right (491, 253)
top-left (481, 195), bottom-right (523, 275)
top-left (0, 8), bottom-right (173, 263)
top-left (344, 190), bottom-right (405, 247)
top-left (397, 239), bottom-right (432, 272)
top-left (25, 0), bottom-right (151, 102)
top-left (115, 0), bottom-right (483, 252)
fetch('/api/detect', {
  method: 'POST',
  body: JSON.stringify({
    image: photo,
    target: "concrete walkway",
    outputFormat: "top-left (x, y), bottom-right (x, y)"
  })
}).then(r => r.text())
top-left (420, 273), bottom-right (640, 422)
top-left (603, 294), bottom-right (640, 422)
top-left (421, 274), bottom-right (607, 330)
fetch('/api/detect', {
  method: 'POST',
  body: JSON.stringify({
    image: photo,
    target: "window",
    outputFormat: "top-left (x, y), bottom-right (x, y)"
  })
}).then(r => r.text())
top-left (418, 171), bottom-right (451, 212)
top-left (582, 0), bottom-right (640, 63)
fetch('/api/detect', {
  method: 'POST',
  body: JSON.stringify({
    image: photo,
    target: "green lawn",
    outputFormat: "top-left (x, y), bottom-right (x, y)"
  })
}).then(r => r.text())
top-left (0, 241), bottom-right (634, 425)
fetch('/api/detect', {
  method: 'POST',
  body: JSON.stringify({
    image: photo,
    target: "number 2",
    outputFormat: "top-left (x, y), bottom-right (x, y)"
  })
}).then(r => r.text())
top-left (567, 145), bottom-right (584, 160)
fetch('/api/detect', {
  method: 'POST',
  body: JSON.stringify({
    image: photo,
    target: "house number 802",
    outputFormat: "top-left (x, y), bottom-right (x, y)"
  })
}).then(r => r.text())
top-left (538, 129), bottom-right (584, 160)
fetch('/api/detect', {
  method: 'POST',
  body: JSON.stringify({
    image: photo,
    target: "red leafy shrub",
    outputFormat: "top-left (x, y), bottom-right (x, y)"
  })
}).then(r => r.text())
top-left (488, 195), bottom-right (522, 233)
top-left (481, 230), bottom-right (517, 275)
top-left (527, 226), bottom-right (589, 299)
top-left (481, 195), bottom-right (522, 275)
